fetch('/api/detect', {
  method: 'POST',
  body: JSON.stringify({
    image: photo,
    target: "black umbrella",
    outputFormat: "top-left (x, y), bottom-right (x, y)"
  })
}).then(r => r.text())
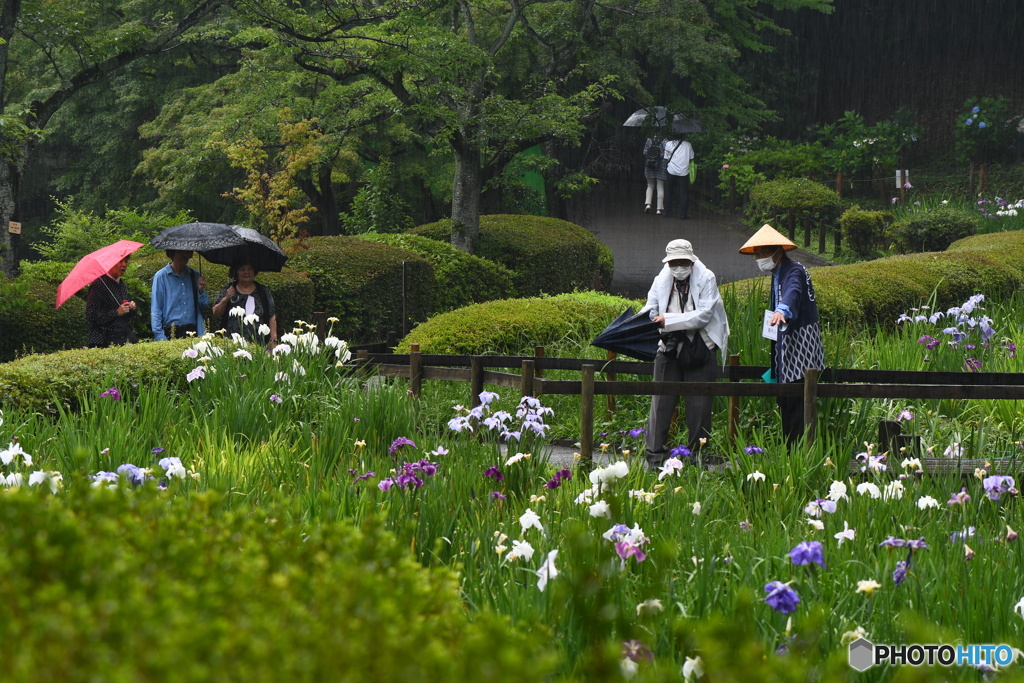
top-left (151, 222), bottom-right (246, 252)
top-left (591, 307), bottom-right (662, 361)
top-left (200, 225), bottom-right (288, 273)
top-left (623, 106), bottom-right (704, 134)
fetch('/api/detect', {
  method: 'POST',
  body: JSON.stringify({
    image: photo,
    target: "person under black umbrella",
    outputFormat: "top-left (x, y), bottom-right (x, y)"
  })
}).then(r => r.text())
top-left (211, 259), bottom-right (279, 347)
top-left (639, 239), bottom-right (729, 470)
top-left (151, 250), bottom-right (209, 341)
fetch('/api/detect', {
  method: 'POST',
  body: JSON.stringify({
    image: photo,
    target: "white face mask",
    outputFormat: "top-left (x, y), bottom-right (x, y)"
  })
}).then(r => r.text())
top-left (756, 256), bottom-right (776, 273)
top-left (670, 266), bottom-right (692, 280)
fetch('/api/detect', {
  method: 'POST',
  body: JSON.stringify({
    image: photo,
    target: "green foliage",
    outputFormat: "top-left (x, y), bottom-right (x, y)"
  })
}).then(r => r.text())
top-left (720, 138), bottom-right (825, 187)
top-left (396, 291), bottom-right (636, 355)
top-left (32, 199), bottom-right (192, 262)
top-left (0, 340), bottom-right (195, 413)
top-left (288, 236), bottom-right (433, 343)
top-left (716, 161), bottom-right (766, 197)
top-left (816, 109), bottom-right (922, 178)
top-left (0, 279), bottom-right (88, 362)
top-left (888, 206), bottom-right (978, 254)
top-left (409, 215), bottom-right (605, 297)
top-left (954, 96), bottom-right (1023, 164)
top-left (839, 207), bottom-right (893, 257)
top-left (342, 158), bottom-right (417, 235)
top-left (746, 178), bottom-right (842, 231)
top-left (355, 233), bottom-right (514, 314)
top-left (594, 241), bottom-right (615, 292)
top-left (0, 488), bottom-right (558, 682)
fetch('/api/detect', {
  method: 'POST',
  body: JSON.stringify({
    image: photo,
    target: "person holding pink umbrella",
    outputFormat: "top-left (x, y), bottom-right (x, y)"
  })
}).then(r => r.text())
top-left (54, 240), bottom-right (144, 348)
top-left (85, 254), bottom-right (138, 348)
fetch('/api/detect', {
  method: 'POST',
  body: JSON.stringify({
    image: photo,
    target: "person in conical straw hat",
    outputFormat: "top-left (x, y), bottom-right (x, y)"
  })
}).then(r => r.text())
top-left (739, 224), bottom-right (824, 446)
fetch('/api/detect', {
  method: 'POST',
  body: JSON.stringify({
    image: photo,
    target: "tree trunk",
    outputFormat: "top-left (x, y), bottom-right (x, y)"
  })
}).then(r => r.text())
top-left (450, 140), bottom-right (482, 253)
top-left (0, 154), bottom-right (26, 278)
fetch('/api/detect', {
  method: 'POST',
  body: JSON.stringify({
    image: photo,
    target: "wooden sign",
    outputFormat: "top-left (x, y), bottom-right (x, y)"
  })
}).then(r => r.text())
top-left (8, 221), bottom-right (21, 234)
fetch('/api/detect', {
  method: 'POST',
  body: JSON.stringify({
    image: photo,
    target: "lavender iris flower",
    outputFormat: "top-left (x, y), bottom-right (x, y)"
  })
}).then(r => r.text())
top-left (788, 541), bottom-right (826, 568)
top-left (982, 475), bottom-right (1015, 501)
top-left (388, 437), bottom-right (417, 454)
top-left (764, 581), bottom-right (801, 614)
top-left (892, 560), bottom-right (908, 586)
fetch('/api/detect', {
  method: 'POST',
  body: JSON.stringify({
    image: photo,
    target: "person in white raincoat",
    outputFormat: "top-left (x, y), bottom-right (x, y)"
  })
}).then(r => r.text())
top-left (639, 239), bottom-right (729, 468)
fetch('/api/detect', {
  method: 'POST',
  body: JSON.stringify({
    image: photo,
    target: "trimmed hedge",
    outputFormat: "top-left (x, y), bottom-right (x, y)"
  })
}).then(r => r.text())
top-left (0, 489), bottom-right (557, 682)
top-left (396, 291), bottom-right (638, 355)
top-left (888, 206), bottom-right (978, 254)
top-left (354, 233), bottom-right (515, 313)
top-left (0, 339), bottom-right (197, 414)
top-left (746, 178), bottom-right (842, 232)
top-left (287, 236), bottom-right (434, 343)
top-left (2, 256), bottom-right (315, 359)
top-left (839, 208), bottom-right (893, 257)
top-left (408, 215), bottom-right (607, 297)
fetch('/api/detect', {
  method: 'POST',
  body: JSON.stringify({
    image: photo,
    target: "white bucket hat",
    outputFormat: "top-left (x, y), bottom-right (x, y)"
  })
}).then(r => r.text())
top-left (662, 239), bottom-right (696, 263)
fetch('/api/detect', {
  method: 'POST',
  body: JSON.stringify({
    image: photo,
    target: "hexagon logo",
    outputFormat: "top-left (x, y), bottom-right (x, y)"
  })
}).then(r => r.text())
top-left (849, 638), bottom-right (874, 671)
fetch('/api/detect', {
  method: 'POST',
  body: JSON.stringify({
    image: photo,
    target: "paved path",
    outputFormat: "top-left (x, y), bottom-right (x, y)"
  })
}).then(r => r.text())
top-left (567, 179), bottom-right (831, 298)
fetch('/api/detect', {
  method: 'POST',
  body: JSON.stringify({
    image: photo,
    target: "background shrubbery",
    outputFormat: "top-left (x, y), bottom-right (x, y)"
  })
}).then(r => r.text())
top-left (409, 215), bottom-right (609, 297)
top-left (746, 178), bottom-right (842, 235)
top-left (888, 206), bottom-right (978, 254)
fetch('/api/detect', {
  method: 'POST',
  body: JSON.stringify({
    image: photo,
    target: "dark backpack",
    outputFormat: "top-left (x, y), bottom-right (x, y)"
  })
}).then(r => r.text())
top-left (645, 141), bottom-right (663, 170)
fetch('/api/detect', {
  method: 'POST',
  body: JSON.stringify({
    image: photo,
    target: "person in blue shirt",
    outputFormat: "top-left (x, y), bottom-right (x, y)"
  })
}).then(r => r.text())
top-left (739, 224), bottom-right (824, 445)
top-left (151, 250), bottom-right (209, 340)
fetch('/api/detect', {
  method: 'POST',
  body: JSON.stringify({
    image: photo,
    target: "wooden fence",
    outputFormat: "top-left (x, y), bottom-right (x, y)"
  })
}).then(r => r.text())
top-left (353, 346), bottom-right (1024, 468)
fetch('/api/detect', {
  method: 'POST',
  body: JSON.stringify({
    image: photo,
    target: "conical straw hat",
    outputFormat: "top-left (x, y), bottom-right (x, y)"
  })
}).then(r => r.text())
top-left (738, 224), bottom-right (797, 254)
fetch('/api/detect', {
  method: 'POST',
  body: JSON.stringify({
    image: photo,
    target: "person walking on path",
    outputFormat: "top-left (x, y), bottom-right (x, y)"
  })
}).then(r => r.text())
top-left (640, 239), bottom-right (729, 468)
top-left (151, 250), bottom-right (209, 341)
top-left (85, 256), bottom-right (138, 348)
top-left (643, 137), bottom-right (668, 215)
top-left (664, 136), bottom-right (695, 219)
top-left (739, 224), bottom-right (825, 446)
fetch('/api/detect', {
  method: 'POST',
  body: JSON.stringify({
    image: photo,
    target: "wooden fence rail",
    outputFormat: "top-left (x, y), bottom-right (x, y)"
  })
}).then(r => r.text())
top-left (355, 347), bottom-right (1024, 464)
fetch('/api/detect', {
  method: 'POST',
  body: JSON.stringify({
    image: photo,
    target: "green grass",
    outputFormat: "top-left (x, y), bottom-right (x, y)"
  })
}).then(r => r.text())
top-left (2, 290), bottom-right (1024, 680)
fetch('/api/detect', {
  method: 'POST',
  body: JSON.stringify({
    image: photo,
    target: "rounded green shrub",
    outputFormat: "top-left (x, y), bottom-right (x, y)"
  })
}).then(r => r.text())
top-left (888, 207), bottom-right (978, 254)
top-left (355, 233), bottom-right (515, 313)
top-left (288, 236), bottom-right (433, 343)
top-left (0, 279), bottom-right (89, 362)
top-left (746, 178), bottom-right (842, 233)
top-left (397, 291), bottom-right (638, 355)
top-left (408, 215), bottom-right (606, 297)
top-left (839, 207), bottom-right (893, 257)
top-left (0, 339), bottom-right (196, 413)
top-left (0, 488), bottom-right (558, 682)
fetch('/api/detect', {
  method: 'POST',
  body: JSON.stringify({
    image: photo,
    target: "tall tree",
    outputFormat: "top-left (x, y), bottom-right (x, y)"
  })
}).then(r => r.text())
top-left (238, 0), bottom-right (832, 252)
top-left (0, 0), bottom-right (227, 277)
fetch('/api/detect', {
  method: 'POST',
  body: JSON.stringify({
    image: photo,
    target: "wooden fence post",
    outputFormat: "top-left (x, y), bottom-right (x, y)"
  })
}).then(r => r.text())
top-left (835, 172), bottom-right (842, 198)
top-left (534, 346), bottom-right (545, 379)
top-left (470, 356), bottom-right (485, 406)
top-left (818, 217), bottom-right (827, 253)
top-left (409, 343), bottom-right (422, 397)
top-left (520, 360), bottom-right (535, 399)
top-left (580, 364), bottom-right (595, 467)
top-left (803, 368), bottom-right (819, 445)
top-left (803, 215), bottom-right (811, 248)
top-left (728, 354), bottom-right (740, 446)
top-left (605, 350), bottom-right (617, 418)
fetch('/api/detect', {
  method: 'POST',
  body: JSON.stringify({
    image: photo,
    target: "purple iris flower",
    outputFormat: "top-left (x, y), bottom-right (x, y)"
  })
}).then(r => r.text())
top-left (554, 468), bottom-right (572, 481)
top-left (744, 445), bottom-right (764, 455)
top-left (670, 445), bottom-right (693, 458)
top-left (982, 475), bottom-right (1015, 501)
top-left (788, 541), bottom-right (826, 568)
top-left (483, 465), bottom-right (504, 481)
top-left (892, 560), bottom-right (908, 586)
top-left (99, 387), bottom-right (122, 401)
top-left (878, 536), bottom-right (908, 549)
top-left (491, 491), bottom-right (506, 500)
top-left (906, 537), bottom-right (930, 551)
top-left (378, 478), bottom-right (395, 491)
top-left (388, 437), bottom-right (417, 454)
top-left (116, 463), bottom-right (148, 486)
top-left (354, 471), bottom-right (376, 482)
top-left (151, 447), bottom-right (165, 455)
top-left (544, 478), bottom-right (562, 489)
top-left (627, 428), bottom-right (646, 438)
top-left (964, 358), bottom-right (982, 372)
top-left (950, 526), bottom-right (975, 543)
top-left (764, 581), bottom-right (801, 614)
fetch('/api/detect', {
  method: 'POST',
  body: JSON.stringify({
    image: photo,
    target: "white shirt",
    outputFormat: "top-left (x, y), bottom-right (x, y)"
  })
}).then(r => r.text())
top-left (664, 140), bottom-right (694, 176)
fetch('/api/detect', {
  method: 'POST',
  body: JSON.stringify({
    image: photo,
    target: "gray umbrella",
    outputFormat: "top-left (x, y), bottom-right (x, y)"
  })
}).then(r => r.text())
top-left (151, 222), bottom-right (246, 252)
top-left (200, 225), bottom-right (288, 273)
top-left (623, 107), bottom-right (704, 133)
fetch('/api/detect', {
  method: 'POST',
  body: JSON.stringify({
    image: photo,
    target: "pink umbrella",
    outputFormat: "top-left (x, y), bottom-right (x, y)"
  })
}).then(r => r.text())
top-left (55, 240), bottom-right (145, 309)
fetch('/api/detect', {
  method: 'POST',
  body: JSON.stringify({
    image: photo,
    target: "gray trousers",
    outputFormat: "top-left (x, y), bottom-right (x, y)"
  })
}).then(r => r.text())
top-left (645, 349), bottom-right (715, 463)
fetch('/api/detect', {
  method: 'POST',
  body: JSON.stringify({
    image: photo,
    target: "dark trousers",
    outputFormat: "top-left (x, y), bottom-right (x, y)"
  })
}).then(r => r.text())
top-left (665, 173), bottom-right (691, 218)
top-left (777, 389), bottom-right (804, 445)
top-left (163, 323), bottom-right (198, 340)
top-left (645, 349), bottom-right (714, 463)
